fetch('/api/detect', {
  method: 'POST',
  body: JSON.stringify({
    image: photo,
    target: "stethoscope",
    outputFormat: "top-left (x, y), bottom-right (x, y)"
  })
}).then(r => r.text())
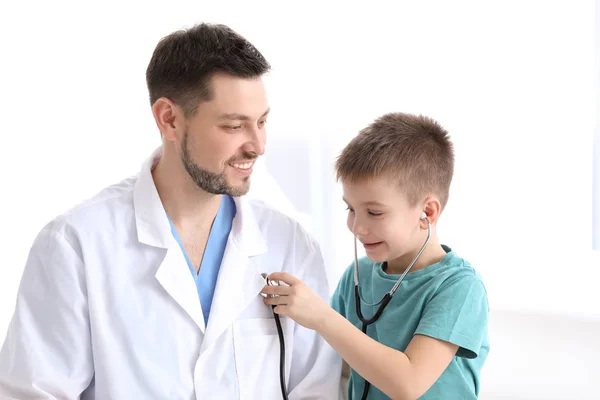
top-left (353, 212), bottom-right (431, 400)
top-left (260, 273), bottom-right (289, 400)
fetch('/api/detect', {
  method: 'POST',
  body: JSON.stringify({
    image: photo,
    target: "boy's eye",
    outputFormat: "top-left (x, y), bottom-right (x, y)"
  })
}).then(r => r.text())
top-left (368, 211), bottom-right (383, 216)
top-left (346, 206), bottom-right (354, 213)
top-left (225, 125), bottom-right (242, 131)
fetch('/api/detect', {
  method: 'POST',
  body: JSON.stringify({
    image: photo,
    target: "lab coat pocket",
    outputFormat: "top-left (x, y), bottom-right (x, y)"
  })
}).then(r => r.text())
top-left (233, 316), bottom-right (294, 399)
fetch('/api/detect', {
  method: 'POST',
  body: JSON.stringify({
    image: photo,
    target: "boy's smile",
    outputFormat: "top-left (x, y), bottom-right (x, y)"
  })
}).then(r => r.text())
top-left (360, 240), bottom-right (385, 253)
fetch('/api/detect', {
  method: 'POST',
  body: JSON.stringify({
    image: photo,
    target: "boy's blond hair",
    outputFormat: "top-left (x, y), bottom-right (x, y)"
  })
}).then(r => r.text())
top-left (335, 112), bottom-right (454, 210)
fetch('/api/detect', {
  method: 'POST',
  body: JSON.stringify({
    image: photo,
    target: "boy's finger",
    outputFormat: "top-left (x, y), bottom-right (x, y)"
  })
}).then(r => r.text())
top-left (264, 295), bottom-right (289, 306)
top-left (273, 305), bottom-right (289, 315)
top-left (268, 272), bottom-right (300, 286)
top-left (261, 285), bottom-right (292, 295)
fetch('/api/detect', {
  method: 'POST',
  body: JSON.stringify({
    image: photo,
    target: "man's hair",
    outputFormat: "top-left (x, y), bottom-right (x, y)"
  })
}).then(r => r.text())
top-left (335, 112), bottom-right (455, 209)
top-left (145, 23), bottom-right (271, 117)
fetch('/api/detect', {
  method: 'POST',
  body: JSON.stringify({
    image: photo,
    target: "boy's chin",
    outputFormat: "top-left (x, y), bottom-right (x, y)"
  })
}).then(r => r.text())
top-left (365, 253), bottom-right (388, 263)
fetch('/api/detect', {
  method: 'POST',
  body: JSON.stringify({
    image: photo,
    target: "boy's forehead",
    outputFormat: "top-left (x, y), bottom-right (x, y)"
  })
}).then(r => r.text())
top-left (342, 177), bottom-right (406, 202)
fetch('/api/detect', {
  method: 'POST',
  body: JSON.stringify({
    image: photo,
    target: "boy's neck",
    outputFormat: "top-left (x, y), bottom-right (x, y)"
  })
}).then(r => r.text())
top-left (386, 236), bottom-right (448, 275)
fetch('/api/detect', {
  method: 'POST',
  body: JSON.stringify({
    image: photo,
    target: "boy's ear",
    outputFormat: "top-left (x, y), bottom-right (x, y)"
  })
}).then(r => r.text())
top-left (421, 197), bottom-right (442, 226)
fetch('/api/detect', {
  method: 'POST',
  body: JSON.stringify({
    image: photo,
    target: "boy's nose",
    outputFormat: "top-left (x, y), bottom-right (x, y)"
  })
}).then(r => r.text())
top-left (352, 221), bottom-right (369, 237)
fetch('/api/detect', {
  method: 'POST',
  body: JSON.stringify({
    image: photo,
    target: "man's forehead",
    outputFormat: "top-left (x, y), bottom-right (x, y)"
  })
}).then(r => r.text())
top-left (210, 74), bottom-right (266, 96)
top-left (196, 96), bottom-right (269, 121)
top-left (204, 75), bottom-right (268, 118)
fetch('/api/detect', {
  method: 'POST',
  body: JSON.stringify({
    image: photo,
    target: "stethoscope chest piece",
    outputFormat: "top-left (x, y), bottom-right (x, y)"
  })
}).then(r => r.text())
top-left (260, 273), bottom-right (282, 299)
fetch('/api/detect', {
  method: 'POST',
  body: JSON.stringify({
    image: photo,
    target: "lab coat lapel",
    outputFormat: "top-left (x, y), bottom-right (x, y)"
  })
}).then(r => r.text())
top-left (155, 246), bottom-right (206, 332)
top-left (200, 196), bottom-right (268, 352)
top-left (133, 149), bottom-right (205, 332)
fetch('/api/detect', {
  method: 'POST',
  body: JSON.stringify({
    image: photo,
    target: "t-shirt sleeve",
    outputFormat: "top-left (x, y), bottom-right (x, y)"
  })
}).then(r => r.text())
top-left (414, 273), bottom-right (489, 359)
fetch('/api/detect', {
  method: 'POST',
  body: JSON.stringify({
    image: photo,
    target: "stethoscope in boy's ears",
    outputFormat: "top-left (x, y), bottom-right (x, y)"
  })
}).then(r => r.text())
top-left (353, 211), bottom-right (431, 400)
top-left (261, 213), bottom-right (431, 400)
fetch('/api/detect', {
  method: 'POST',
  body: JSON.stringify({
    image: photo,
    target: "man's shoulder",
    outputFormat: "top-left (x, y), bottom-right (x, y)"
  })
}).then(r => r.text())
top-left (244, 197), bottom-right (319, 250)
top-left (41, 174), bottom-right (139, 238)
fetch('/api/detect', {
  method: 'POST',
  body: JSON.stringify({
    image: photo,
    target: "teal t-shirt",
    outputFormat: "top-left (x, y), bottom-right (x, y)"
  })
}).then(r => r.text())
top-left (331, 246), bottom-right (490, 399)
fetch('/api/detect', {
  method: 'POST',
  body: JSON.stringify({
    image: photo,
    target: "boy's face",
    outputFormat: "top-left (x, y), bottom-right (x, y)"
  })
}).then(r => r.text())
top-left (342, 176), bottom-right (425, 265)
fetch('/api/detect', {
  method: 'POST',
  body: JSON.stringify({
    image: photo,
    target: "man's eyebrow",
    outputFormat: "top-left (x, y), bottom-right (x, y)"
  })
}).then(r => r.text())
top-left (218, 108), bottom-right (270, 121)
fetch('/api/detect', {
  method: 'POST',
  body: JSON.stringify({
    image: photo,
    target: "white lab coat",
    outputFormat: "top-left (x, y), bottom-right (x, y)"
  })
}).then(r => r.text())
top-left (0, 150), bottom-right (342, 399)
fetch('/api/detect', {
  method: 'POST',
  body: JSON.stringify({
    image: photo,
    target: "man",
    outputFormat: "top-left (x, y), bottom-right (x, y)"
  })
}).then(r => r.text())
top-left (0, 23), bottom-right (341, 399)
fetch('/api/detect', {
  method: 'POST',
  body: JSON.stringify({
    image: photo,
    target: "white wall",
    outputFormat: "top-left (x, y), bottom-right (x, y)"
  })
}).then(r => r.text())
top-left (480, 309), bottom-right (599, 400)
top-left (0, 1), bottom-right (597, 398)
top-left (595, 0), bottom-right (600, 251)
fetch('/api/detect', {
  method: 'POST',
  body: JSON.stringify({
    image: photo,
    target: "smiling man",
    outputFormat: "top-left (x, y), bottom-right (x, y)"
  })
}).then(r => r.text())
top-left (0, 23), bottom-right (341, 399)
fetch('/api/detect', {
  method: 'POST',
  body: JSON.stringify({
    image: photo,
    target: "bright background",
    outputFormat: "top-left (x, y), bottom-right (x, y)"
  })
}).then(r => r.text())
top-left (0, 1), bottom-right (598, 399)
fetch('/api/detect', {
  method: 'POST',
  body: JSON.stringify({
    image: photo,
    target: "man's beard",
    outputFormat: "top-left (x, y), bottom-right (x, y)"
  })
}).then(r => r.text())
top-left (180, 131), bottom-right (256, 197)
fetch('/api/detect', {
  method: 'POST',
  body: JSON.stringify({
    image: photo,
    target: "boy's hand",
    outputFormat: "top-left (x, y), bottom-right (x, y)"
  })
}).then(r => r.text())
top-left (261, 272), bottom-right (333, 331)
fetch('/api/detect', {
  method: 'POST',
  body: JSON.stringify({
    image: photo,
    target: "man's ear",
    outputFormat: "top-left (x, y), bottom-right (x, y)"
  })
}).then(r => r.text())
top-left (151, 98), bottom-right (183, 142)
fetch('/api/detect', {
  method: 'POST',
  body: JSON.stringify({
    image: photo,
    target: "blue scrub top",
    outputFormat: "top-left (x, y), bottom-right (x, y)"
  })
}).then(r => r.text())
top-left (168, 195), bottom-right (236, 327)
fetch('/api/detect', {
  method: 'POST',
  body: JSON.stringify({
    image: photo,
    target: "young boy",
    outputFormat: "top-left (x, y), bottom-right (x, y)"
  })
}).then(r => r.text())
top-left (262, 112), bottom-right (490, 399)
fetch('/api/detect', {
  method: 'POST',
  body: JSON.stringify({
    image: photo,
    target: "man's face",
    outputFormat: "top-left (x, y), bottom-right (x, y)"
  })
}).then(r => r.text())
top-left (179, 73), bottom-right (269, 197)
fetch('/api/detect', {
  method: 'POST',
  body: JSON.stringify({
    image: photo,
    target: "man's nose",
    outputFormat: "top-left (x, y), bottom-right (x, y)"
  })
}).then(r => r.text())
top-left (246, 127), bottom-right (266, 156)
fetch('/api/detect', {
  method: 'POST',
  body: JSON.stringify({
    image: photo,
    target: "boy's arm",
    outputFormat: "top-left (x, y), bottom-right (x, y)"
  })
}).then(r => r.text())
top-left (318, 309), bottom-right (458, 399)
top-left (264, 272), bottom-right (488, 400)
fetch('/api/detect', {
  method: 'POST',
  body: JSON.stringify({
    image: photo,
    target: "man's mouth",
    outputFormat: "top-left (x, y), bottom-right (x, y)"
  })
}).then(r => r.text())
top-left (229, 160), bottom-right (256, 170)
